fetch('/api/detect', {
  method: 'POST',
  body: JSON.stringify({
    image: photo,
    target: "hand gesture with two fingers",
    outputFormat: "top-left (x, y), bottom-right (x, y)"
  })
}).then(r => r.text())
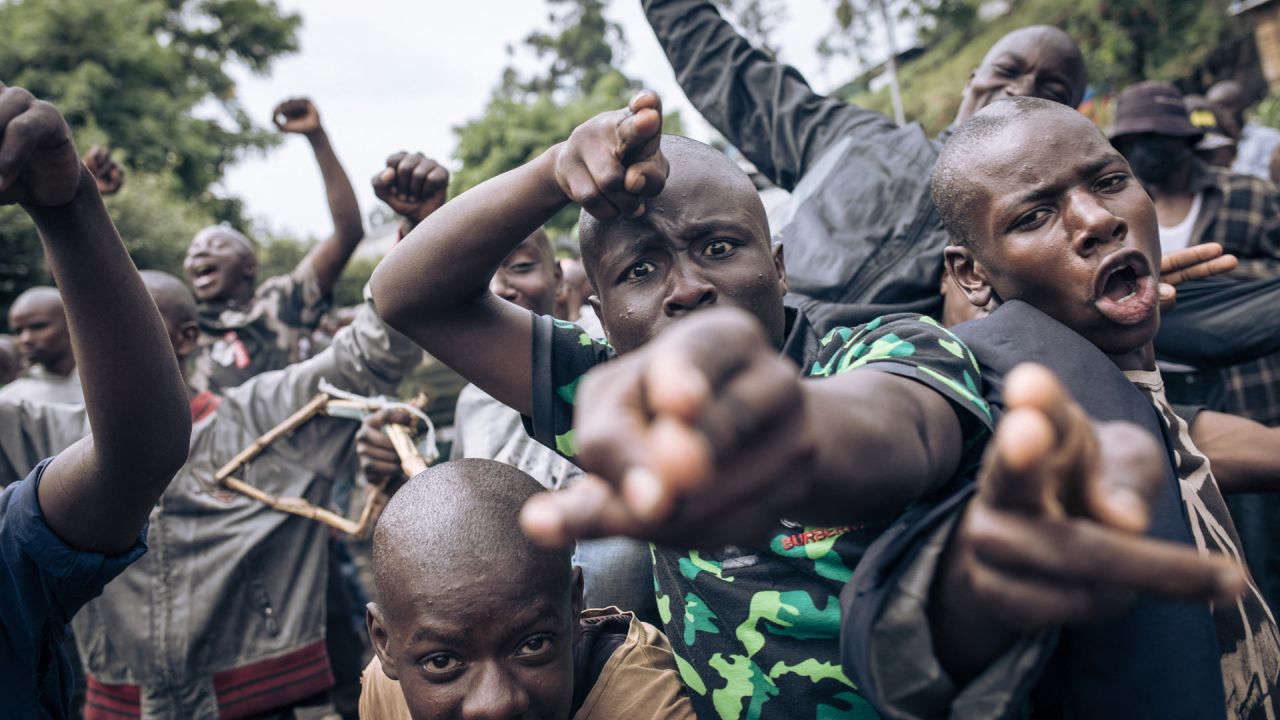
top-left (552, 90), bottom-right (669, 221)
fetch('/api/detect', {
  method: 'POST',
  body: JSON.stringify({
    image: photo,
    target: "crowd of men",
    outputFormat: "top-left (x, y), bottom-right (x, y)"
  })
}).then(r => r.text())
top-left (4, 0), bottom-right (1280, 718)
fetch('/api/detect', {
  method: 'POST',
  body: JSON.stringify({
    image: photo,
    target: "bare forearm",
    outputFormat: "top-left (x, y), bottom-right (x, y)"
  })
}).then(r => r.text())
top-left (305, 127), bottom-right (364, 291)
top-left (796, 373), bottom-right (962, 525)
top-left (1192, 410), bottom-right (1280, 494)
top-left (25, 169), bottom-right (190, 551)
top-left (372, 146), bottom-right (567, 331)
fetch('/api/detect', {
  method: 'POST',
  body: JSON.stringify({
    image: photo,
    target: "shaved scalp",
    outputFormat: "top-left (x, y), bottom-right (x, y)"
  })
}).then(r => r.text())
top-left (986, 26), bottom-right (1087, 106)
top-left (192, 225), bottom-right (258, 261)
top-left (372, 460), bottom-right (572, 619)
top-left (577, 134), bottom-right (761, 290)
top-left (10, 286), bottom-right (63, 316)
top-left (140, 270), bottom-right (198, 327)
top-left (932, 96), bottom-right (1103, 247)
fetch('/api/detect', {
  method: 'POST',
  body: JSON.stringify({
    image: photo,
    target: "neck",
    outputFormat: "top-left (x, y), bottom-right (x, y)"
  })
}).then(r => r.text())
top-left (44, 355), bottom-right (76, 377)
top-left (1107, 342), bottom-right (1156, 372)
top-left (229, 281), bottom-right (255, 307)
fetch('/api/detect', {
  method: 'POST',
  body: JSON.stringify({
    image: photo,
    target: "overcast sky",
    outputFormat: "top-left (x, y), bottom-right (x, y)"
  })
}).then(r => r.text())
top-left (218, 0), bottom-right (871, 240)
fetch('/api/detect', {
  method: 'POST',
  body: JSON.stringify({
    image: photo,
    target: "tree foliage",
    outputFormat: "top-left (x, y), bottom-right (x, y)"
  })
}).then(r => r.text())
top-left (818, 0), bottom-right (981, 68)
top-left (452, 0), bottom-right (681, 244)
top-left (0, 0), bottom-right (301, 327)
top-left (0, 0), bottom-right (300, 210)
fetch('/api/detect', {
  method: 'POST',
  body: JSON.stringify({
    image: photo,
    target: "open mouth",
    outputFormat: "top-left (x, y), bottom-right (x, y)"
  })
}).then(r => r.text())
top-left (1092, 249), bottom-right (1157, 326)
top-left (190, 262), bottom-right (219, 290)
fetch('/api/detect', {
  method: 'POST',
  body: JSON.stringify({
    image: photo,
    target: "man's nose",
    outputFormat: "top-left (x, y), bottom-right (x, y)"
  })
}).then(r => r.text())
top-left (1003, 74), bottom-right (1036, 97)
top-left (461, 663), bottom-right (530, 720)
top-left (489, 272), bottom-right (518, 302)
top-left (1068, 192), bottom-right (1127, 258)
top-left (662, 267), bottom-right (718, 317)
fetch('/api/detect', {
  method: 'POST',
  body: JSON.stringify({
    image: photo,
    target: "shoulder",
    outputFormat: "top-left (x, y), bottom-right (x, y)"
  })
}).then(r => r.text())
top-left (808, 314), bottom-right (977, 376)
top-left (1212, 166), bottom-right (1278, 197)
top-left (0, 459), bottom-right (147, 615)
top-left (575, 612), bottom-right (696, 720)
top-left (809, 313), bottom-right (991, 426)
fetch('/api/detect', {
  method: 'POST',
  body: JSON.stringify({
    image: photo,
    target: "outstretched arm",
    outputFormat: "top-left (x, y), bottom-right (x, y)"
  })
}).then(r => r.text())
top-left (522, 306), bottom-right (969, 548)
top-left (642, 0), bottom-right (894, 190)
top-left (371, 92), bottom-right (669, 416)
top-left (274, 98), bottom-right (365, 294)
top-left (928, 365), bottom-right (1243, 682)
top-left (0, 84), bottom-right (190, 555)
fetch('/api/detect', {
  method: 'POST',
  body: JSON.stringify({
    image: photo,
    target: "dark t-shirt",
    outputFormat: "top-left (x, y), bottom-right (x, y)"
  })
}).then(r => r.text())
top-left (193, 265), bottom-right (330, 393)
top-left (526, 308), bottom-right (992, 719)
top-left (0, 458), bottom-right (147, 718)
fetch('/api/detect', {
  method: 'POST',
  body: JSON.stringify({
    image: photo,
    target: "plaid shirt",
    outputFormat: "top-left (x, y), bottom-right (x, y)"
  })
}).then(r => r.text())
top-left (1188, 160), bottom-right (1280, 425)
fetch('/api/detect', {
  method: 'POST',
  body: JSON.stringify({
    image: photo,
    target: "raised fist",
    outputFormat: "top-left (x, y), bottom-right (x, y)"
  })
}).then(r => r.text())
top-left (0, 84), bottom-right (82, 207)
top-left (372, 152), bottom-right (449, 225)
top-left (272, 97), bottom-right (321, 136)
top-left (82, 145), bottom-right (125, 196)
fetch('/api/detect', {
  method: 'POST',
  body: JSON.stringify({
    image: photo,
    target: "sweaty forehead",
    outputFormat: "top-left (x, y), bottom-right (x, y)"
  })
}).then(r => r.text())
top-left (639, 157), bottom-right (767, 238)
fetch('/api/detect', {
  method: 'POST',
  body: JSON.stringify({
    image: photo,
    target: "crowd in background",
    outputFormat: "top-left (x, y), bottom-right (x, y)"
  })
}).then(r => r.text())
top-left (5, 1), bottom-right (1280, 719)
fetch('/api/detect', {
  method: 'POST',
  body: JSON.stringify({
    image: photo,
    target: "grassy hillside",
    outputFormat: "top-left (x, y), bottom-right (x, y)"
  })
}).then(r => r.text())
top-left (839, 0), bottom-right (1255, 135)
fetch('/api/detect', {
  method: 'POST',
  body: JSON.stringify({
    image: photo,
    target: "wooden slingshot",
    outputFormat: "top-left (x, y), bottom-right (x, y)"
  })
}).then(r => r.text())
top-left (213, 392), bottom-right (432, 538)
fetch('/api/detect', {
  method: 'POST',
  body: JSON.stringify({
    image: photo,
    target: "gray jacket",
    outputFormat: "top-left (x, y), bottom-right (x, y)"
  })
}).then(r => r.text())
top-left (0, 297), bottom-right (422, 718)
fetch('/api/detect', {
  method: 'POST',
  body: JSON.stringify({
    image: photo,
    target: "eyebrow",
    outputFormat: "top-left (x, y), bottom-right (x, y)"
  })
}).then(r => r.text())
top-left (1008, 155), bottom-right (1121, 208)
top-left (993, 51), bottom-right (1025, 67)
top-left (406, 604), bottom-right (564, 647)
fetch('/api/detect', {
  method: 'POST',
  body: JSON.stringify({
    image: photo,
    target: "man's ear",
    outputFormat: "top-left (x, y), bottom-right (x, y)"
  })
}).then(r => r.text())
top-left (367, 603), bottom-right (399, 681)
top-left (588, 294), bottom-right (611, 346)
top-left (174, 321), bottom-right (200, 359)
top-left (772, 242), bottom-right (789, 295)
top-left (239, 254), bottom-right (259, 282)
top-left (943, 245), bottom-right (995, 308)
top-left (552, 262), bottom-right (568, 308)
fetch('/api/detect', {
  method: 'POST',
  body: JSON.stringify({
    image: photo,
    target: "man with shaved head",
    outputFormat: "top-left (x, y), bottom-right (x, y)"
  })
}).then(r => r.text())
top-left (642, 0), bottom-right (1086, 326)
top-left (359, 460), bottom-right (693, 719)
top-left (184, 97), bottom-right (366, 394)
top-left (840, 97), bottom-right (1280, 719)
top-left (1, 285), bottom-right (81, 404)
top-left (374, 90), bottom-right (998, 719)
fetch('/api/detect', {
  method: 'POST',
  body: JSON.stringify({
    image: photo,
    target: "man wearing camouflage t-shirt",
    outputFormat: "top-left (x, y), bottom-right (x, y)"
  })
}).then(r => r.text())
top-left (373, 92), bottom-right (993, 718)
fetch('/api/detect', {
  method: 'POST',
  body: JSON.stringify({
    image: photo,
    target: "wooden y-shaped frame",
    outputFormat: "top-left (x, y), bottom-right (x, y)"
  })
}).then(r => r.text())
top-left (214, 392), bottom-right (430, 538)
